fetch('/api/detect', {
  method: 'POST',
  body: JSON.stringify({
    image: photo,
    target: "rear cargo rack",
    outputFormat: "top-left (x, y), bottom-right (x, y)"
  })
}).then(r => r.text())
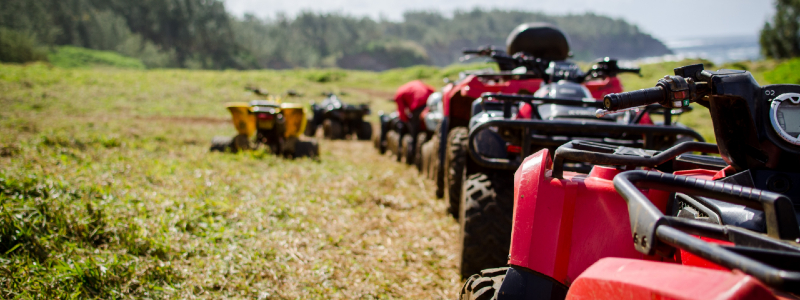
top-left (550, 140), bottom-right (719, 179)
top-left (614, 170), bottom-right (800, 293)
top-left (467, 121), bottom-right (704, 170)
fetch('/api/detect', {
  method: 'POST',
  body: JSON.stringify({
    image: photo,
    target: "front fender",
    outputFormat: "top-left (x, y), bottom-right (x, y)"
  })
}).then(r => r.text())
top-left (510, 150), bottom-right (669, 285)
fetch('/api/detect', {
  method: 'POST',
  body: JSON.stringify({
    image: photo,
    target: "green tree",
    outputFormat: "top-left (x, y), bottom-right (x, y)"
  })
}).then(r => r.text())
top-left (761, 0), bottom-right (800, 58)
top-left (0, 28), bottom-right (47, 63)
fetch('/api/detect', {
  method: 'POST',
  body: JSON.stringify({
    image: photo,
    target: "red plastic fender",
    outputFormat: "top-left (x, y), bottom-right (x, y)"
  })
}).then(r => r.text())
top-left (442, 74), bottom-right (543, 118)
top-left (509, 149), bottom-right (671, 286)
top-left (565, 258), bottom-right (778, 300)
top-left (584, 77), bottom-right (624, 100)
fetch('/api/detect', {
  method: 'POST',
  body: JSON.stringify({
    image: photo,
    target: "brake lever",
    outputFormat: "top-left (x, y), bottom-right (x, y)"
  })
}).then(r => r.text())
top-left (596, 106), bottom-right (642, 118)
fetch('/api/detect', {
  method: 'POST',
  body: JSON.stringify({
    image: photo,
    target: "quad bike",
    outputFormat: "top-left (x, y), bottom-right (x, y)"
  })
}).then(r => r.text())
top-left (453, 57), bottom-right (700, 278)
top-left (306, 93), bottom-right (372, 140)
top-left (421, 23), bottom-right (638, 215)
top-left (459, 64), bottom-right (800, 299)
top-left (210, 89), bottom-right (319, 158)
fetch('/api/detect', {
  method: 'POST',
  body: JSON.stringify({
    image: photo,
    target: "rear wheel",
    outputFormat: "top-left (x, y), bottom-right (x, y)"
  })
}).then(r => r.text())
top-left (459, 171), bottom-right (515, 279)
top-left (414, 132), bottom-right (427, 172)
top-left (459, 267), bottom-right (507, 300)
top-left (445, 127), bottom-right (468, 219)
top-left (357, 121), bottom-right (372, 140)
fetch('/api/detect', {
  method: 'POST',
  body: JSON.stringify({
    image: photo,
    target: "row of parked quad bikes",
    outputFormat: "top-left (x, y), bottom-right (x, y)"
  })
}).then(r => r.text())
top-left (374, 23), bottom-right (800, 300)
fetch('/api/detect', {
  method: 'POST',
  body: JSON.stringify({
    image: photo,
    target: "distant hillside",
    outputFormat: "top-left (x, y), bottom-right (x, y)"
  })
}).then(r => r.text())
top-left (235, 10), bottom-right (672, 70)
top-left (0, 0), bottom-right (670, 70)
top-left (385, 10), bottom-right (672, 66)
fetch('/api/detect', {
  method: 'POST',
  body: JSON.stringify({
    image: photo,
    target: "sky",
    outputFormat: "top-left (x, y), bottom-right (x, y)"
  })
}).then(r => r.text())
top-left (223, 0), bottom-right (775, 41)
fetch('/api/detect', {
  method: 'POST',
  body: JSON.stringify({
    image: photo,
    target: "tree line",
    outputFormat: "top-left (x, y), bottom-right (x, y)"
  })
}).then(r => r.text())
top-left (0, 0), bottom-right (674, 70)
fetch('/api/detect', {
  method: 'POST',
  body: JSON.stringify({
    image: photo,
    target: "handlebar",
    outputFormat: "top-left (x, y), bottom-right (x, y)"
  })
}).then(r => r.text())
top-left (603, 87), bottom-right (665, 111)
top-left (603, 75), bottom-right (697, 111)
top-left (618, 67), bottom-right (641, 74)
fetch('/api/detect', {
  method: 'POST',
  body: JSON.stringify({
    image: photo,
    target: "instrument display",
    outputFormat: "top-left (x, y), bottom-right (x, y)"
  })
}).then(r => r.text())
top-left (770, 93), bottom-right (800, 146)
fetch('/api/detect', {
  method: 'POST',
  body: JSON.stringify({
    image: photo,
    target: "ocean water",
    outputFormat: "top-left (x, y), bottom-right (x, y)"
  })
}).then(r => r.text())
top-left (633, 35), bottom-right (762, 65)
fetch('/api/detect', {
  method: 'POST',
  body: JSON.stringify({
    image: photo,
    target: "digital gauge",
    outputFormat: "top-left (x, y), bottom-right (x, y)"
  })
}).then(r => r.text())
top-left (770, 93), bottom-right (800, 146)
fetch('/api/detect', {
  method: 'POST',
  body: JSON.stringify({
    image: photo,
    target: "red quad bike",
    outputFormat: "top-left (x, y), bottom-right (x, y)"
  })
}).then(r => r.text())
top-left (455, 57), bottom-right (699, 278)
top-left (459, 64), bottom-right (800, 300)
top-left (424, 23), bottom-right (640, 218)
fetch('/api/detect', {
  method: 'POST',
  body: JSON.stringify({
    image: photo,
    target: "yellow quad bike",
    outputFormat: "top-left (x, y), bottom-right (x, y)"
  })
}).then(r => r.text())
top-left (210, 96), bottom-right (319, 158)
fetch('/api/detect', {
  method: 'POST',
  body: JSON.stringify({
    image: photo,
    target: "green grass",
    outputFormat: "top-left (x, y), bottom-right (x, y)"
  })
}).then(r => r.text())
top-left (0, 63), bottom-right (460, 299)
top-left (47, 46), bottom-right (146, 69)
top-left (0, 59), bottom-right (778, 298)
top-left (765, 58), bottom-right (800, 84)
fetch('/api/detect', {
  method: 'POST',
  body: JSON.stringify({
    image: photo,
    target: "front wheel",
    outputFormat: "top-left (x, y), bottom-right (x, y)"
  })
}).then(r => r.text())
top-left (210, 136), bottom-right (233, 152)
top-left (386, 131), bottom-right (401, 162)
top-left (323, 119), bottom-right (344, 140)
top-left (414, 132), bottom-right (427, 172)
top-left (400, 134), bottom-right (415, 165)
top-left (432, 129), bottom-right (444, 199)
top-left (304, 119), bottom-right (317, 137)
top-left (445, 126), bottom-right (468, 219)
top-left (459, 267), bottom-right (507, 300)
top-left (293, 139), bottom-right (319, 159)
top-left (459, 171), bottom-right (515, 279)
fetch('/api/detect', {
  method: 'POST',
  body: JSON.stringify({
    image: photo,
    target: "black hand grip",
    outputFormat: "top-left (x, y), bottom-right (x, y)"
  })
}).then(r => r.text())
top-left (618, 67), bottom-right (641, 74)
top-left (603, 86), bottom-right (665, 110)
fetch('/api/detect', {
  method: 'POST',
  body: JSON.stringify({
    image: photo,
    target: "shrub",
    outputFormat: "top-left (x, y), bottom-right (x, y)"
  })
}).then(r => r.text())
top-left (0, 27), bottom-right (47, 63)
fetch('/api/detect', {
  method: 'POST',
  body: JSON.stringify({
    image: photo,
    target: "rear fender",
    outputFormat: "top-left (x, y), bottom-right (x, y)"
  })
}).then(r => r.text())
top-left (565, 258), bottom-right (777, 300)
top-left (510, 150), bottom-right (670, 285)
top-left (584, 77), bottom-right (624, 99)
top-left (443, 74), bottom-right (543, 118)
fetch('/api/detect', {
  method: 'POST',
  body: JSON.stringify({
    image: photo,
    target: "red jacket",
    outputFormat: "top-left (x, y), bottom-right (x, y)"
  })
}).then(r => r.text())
top-left (394, 80), bottom-right (434, 122)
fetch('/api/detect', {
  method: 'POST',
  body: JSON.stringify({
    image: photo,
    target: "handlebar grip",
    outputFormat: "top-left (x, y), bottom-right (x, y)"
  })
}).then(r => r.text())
top-left (603, 86), bottom-right (665, 110)
top-left (619, 67), bottom-right (641, 74)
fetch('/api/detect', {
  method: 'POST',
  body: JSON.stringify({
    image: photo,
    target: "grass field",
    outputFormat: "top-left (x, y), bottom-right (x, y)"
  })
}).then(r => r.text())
top-left (0, 59), bottom-right (779, 299)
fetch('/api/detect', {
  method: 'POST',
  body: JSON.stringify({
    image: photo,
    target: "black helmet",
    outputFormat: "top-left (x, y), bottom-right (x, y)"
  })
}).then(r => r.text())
top-left (506, 23), bottom-right (570, 61)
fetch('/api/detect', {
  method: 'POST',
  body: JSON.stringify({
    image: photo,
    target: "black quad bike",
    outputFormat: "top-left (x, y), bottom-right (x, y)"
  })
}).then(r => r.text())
top-left (459, 64), bottom-right (800, 300)
top-left (305, 93), bottom-right (372, 140)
